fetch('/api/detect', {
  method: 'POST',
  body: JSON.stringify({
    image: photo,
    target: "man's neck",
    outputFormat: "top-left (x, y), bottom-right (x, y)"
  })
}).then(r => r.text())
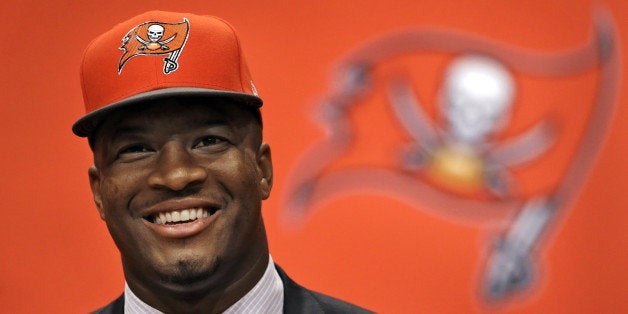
top-left (125, 254), bottom-right (283, 314)
top-left (124, 248), bottom-right (270, 313)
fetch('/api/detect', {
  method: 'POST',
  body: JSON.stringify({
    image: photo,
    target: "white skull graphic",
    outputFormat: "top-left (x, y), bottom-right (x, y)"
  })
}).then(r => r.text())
top-left (147, 24), bottom-right (164, 42)
top-left (441, 55), bottom-right (515, 144)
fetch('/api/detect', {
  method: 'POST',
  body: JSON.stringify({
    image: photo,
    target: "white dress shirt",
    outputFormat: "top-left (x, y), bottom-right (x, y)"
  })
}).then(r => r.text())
top-left (124, 255), bottom-right (284, 313)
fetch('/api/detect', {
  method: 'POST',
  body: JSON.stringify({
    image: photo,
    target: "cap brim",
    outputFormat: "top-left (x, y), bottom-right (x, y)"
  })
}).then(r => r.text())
top-left (72, 87), bottom-right (262, 137)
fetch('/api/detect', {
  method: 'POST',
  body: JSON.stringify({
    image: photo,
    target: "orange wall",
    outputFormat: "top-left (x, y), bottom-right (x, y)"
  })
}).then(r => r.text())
top-left (0, 1), bottom-right (626, 313)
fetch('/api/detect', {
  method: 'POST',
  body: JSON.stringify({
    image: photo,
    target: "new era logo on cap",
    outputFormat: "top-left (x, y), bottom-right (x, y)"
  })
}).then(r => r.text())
top-left (73, 11), bottom-right (262, 137)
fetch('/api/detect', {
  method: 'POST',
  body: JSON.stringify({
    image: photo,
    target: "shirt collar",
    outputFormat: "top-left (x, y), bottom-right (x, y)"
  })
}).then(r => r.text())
top-left (124, 255), bottom-right (284, 313)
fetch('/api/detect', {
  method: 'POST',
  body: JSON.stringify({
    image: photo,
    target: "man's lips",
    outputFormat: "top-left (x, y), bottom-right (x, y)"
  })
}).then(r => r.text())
top-left (140, 199), bottom-right (222, 238)
top-left (144, 207), bottom-right (219, 225)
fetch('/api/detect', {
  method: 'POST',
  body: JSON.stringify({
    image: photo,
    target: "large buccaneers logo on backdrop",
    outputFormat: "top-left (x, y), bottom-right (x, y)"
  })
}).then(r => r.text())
top-left (282, 11), bottom-right (620, 304)
top-left (118, 18), bottom-right (190, 74)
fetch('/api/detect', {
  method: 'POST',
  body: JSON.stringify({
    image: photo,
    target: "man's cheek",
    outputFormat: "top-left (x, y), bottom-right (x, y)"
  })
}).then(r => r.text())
top-left (100, 179), bottom-right (127, 213)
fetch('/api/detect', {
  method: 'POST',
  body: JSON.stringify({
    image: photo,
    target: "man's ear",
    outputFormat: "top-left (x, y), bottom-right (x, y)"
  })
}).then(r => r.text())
top-left (257, 142), bottom-right (273, 200)
top-left (88, 166), bottom-right (106, 220)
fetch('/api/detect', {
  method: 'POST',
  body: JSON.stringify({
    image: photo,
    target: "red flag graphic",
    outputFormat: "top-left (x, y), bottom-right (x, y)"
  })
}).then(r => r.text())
top-left (118, 18), bottom-right (190, 74)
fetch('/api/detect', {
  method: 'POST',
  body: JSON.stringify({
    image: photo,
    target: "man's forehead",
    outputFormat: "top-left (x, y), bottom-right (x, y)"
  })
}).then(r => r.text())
top-left (91, 97), bottom-right (255, 142)
top-left (114, 97), bottom-right (246, 121)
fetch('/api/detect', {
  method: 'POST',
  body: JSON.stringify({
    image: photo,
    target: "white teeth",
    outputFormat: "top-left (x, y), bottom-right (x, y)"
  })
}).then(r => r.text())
top-left (171, 211), bottom-right (180, 221)
top-left (151, 208), bottom-right (211, 225)
top-left (181, 209), bottom-right (190, 221)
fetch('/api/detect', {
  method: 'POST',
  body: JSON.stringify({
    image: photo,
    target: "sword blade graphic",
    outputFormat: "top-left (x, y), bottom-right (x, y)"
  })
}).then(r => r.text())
top-left (482, 10), bottom-right (621, 302)
top-left (163, 49), bottom-right (181, 74)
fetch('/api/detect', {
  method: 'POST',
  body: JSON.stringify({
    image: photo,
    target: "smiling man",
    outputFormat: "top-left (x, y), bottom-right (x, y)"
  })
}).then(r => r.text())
top-left (73, 10), bottom-right (371, 314)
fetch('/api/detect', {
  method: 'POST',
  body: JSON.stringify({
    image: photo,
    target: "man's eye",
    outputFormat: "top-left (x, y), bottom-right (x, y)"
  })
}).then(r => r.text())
top-left (119, 145), bottom-right (152, 155)
top-left (195, 137), bottom-right (224, 148)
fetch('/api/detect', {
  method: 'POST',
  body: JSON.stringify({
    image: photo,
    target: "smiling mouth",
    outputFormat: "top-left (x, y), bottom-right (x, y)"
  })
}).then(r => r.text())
top-left (145, 207), bottom-right (219, 225)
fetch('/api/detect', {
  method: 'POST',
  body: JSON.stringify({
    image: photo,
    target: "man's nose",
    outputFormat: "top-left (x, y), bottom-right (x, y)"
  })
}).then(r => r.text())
top-left (147, 142), bottom-right (208, 191)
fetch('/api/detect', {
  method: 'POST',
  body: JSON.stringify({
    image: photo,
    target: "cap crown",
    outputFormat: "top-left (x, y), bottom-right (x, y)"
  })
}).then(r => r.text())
top-left (74, 10), bottom-right (260, 137)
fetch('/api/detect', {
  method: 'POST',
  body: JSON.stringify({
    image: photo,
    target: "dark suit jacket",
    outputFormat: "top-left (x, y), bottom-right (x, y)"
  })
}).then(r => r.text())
top-left (93, 265), bottom-right (373, 313)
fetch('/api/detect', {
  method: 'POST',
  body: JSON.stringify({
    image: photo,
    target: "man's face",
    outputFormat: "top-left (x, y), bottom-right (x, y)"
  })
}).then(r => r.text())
top-left (88, 98), bottom-right (272, 295)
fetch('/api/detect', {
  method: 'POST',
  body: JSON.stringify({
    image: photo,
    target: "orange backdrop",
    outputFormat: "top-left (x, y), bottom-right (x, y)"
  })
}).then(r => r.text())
top-left (0, 1), bottom-right (626, 313)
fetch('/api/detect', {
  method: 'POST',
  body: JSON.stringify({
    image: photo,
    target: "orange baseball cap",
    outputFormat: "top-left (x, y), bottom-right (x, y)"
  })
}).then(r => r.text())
top-left (72, 10), bottom-right (261, 137)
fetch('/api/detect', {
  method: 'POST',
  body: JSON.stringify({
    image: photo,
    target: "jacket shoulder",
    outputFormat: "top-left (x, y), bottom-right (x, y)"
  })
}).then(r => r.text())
top-left (276, 264), bottom-right (373, 313)
top-left (306, 290), bottom-right (374, 313)
top-left (91, 294), bottom-right (124, 314)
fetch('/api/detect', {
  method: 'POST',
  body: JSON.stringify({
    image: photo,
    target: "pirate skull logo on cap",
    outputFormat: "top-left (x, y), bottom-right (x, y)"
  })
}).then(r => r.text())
top-left (118, 18), bottom-right (190, 74)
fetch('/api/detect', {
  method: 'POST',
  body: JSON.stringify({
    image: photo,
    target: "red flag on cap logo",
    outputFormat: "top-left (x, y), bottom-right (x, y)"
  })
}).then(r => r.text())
top-left (118, 18), bottom-right (190, 74)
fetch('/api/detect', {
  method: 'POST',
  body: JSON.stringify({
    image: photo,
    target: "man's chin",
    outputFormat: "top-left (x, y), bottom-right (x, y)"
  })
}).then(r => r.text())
top-left (154, 259), bottom-right (220, 292)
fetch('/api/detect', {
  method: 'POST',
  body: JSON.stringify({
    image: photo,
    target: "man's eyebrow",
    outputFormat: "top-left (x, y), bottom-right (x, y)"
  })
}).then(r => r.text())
top-left (111, 118), bottom-right (231, 137)
top-left (199, 117), bottom-right (231, 128)
top-left (110, 125), bottom-right (149, 140)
